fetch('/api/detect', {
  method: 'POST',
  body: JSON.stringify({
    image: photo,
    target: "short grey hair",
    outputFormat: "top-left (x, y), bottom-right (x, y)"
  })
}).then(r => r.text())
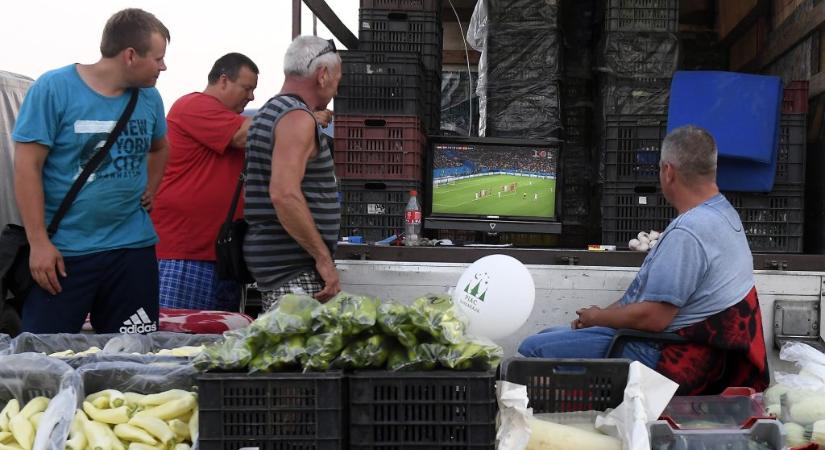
top-left (660, 125), bottom-right (717, 179)
top-left (283, 36), bottom-right (341, 77)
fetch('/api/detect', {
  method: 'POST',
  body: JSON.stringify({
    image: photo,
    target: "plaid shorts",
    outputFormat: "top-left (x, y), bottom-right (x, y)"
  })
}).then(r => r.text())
top-left (261, 271), bottom-right (324, 311)
top-left (158, 259), bottom-right (241, 311)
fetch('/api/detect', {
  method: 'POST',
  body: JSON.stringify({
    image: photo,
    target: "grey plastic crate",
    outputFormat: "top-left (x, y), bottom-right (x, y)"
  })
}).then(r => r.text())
top-left (648, 419), bottom-right (783, 449)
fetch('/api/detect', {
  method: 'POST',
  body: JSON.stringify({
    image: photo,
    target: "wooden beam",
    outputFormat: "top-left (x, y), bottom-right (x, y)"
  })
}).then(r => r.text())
top-left (442, 49), bottom-right (480, 65)
top-left (302, 0), bottom-right (359, 50)
top-left (748, 0), bottom-right (825, 71)
top-left (811, 72), bottom-right (825, 98)
top-left (719, 0), bottom-right (769, 48)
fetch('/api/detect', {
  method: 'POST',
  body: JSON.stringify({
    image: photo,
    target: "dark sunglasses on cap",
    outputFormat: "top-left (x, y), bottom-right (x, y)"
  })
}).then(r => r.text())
top-left (307, 39), bottom-right (337, 69)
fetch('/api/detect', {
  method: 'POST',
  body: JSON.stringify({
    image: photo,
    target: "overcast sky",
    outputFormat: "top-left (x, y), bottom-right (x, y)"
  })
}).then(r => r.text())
top-left (0, 0), bottom-right (359, 110)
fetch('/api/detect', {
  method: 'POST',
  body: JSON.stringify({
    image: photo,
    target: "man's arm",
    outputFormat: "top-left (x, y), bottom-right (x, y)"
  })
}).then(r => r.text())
top-left (230, 117), bottom-right (252, 149)
top-left (576, 301), bottom-right (679, 332)
top-left (14, 142), bottom-right (65, 295)
top-left (269, 111), bottom-right (340, 302)
top-left (141, 137), bottom-right (169, 210)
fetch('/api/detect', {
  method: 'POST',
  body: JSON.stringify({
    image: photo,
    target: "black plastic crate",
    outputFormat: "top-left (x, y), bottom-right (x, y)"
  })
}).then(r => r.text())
top-left (337, 51), bottom-right (426, 121)
top-left (501, 358), bottom-right (630, 413)
top-left (563, 106), bottom-right (593, 146)
top-left (349, 371), bottom-right (496, 450)
top-left (599, 32), bottom-right (679, 78)
top-left (488, 25), bottom-right (563, 77)
top-left (776, 114), bottom-right (806, 185)
top-left (360, 0), bottom-right (441, 12)
top-left (605, 0), bottom-right (678, 32)
top-left (603, 115), bottom-right (668, 183)
top-left (601, 184), bottom-right (675, 246)
top-left (358, 10), bottom-right (442, 76)
top-left (488, 0), bottom-right (560, 27)
top-left (600, 76), bottom-right (671, 116)
top-left (0, 354), bottom-right (71, 404)
top-left (198, 372), bottom-right (345, 450)
top-left (726, 185), bottom-right (805, 253)
top-left (487, 83), bottom-right (562, 139)
top-left (341, 180), bottom-right (421, 243)
top-left (601, 183), bottom-right (805, 253)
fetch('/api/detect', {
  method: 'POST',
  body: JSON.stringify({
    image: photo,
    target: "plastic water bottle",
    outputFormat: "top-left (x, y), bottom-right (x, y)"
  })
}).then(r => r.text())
top-left (404, 190), bottom-right (422, 245)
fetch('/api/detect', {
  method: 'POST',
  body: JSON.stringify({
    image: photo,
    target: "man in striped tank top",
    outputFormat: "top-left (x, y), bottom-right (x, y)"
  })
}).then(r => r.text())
top-left (244, 36), bottom-right (342, 311)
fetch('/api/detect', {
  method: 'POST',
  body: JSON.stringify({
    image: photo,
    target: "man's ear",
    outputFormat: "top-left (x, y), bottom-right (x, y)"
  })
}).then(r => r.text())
top-left (122, 48), bottom-right (138, 66)
top-left (317, 66), bottom-right (328, 87)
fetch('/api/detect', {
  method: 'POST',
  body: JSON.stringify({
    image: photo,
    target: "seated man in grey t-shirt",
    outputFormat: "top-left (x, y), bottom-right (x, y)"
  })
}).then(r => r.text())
top-left (519, 125), bottom-right (755, 370)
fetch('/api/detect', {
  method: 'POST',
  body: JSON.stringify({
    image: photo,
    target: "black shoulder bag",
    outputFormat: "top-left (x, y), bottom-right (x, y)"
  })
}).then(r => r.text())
top-left (215, 173), bottom-right (253, 283)
top-left (0, 89), bottom-right (139, 335)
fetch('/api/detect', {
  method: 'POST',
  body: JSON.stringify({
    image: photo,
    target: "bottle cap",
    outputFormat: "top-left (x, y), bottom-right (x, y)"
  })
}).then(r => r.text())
top-left (410, 190), bottom-right (418, 196)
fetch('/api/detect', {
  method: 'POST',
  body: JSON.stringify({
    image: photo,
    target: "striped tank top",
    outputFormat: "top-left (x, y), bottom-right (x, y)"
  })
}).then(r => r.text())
top-left (243, 94), bottom-right (340, 290)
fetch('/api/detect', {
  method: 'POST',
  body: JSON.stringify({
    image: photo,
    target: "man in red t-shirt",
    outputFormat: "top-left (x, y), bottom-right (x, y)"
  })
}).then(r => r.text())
top-left (151, 53), bottom-right (258, 311)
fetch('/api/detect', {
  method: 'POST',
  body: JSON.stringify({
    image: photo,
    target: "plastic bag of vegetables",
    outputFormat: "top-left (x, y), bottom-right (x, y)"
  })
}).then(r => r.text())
top-left (192, 332), bottom-right (253, 371)
top-left (301, 331), bottom-right (346, 371)
top-left (409, 294), bottom-right (468, 345)
top-left (440, 337), bottom-right (503, 371)
top-left (312, 292), bottom-right (380, 336)
top-left (248, 335), bottom-right (307, 373)
top-left (248, 293), bottom-right (320, 340)
top-left (377, 302), bottom-right (420, 348)
top-left (0, 353), bottom-right (80, 450)
top-left (333, 334), bottom-right (392, 369)
top-left (387, 343), bottom-right (447, 371)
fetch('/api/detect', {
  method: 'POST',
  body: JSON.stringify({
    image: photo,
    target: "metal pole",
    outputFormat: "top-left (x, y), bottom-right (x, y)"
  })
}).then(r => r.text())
top-left (292, 0), bottom-right (301, 39)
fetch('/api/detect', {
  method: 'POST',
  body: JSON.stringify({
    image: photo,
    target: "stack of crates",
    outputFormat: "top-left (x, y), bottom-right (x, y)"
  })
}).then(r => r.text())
top-left (335, 0), bottom-right (442, 243)
top-left (596, 0), bottom-right (677, 246)
top-left (485, 0), bottom-right (562, 139)
top-left (601, 83), bottom-right (808, 253)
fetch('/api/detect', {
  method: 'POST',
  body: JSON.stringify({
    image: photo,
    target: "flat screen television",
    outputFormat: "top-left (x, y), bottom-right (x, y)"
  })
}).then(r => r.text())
top-left (425, 136), bottom-right (562, 234)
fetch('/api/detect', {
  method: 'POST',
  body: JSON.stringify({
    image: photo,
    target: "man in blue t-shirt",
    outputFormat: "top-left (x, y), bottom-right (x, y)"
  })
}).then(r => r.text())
top-left (519, 126), bottom-right (755, 369)
top-left (12, 9), bottom-right (171, 333)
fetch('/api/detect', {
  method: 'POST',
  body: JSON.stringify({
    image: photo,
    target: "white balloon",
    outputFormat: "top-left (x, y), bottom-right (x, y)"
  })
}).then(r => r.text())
top-left (452, 255), bottom-right (535, 340)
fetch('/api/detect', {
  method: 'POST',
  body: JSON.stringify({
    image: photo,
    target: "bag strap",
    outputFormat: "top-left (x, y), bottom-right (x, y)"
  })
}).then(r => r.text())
top-left (224, 172), bottom-right (245, 224)
top-left (47, 88), bottom-right (139, 236)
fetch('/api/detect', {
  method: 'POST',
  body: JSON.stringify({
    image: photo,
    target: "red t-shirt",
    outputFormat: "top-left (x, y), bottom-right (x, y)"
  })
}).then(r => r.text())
top-left (151, 92), bottom-right (246, 261)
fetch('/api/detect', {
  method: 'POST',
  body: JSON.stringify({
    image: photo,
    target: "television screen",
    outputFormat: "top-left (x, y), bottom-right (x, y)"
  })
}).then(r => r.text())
top-left (429, 137), bottom-right (559, 222)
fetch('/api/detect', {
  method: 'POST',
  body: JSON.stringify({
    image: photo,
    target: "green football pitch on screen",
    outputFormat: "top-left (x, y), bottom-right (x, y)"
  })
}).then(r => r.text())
top-left (432, 174), bottom-right (556, 218)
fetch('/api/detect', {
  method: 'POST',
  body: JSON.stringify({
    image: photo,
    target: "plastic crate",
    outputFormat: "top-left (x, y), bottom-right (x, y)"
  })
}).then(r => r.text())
top-left (501, 358), bottom-right (630, 413)
top-left (348, 371), bottom-right (496, 450)
top-left (603, 115), bottom-right (668, 183)
top-left (0, 354), bottom-right (71, 404)
top-left (340, 180), bottom-right (421, 243)
top-left (563, 106), bottom-right (593, 146)
top-left (488, 0), bottom-right (560, 27)
top-left (563, 182), bottom-right (593, 220)
top-left (360, 0), bottom-right (441, 12)
top-left (358, 10), bottom-right (442, 75)
top-left (198, 372), bottom-right (345, 450)
top-left (605, 0), bottom-right (679, 32)
top-left (601, 183), bottom-right (805, 252)
top-left (333, 115), bottom-right (426, 181)
top-left (600, 76), bottom-right (671, 116)
top-left (336, 51), bottom-right (426, 121)
top-left (726, 185), bottom-right (805, 253)
top-left (648, 419), bottom-right (783, 450)
top-left (562, 78), bottom-right (594, 106)
top-left (601, 184), bottom-right (675, 247)
top-left (488, 25), bottom-right (563, 77)
top-left (662, 387), bottom-right (766, 429)
top-left (777, 114), bottom-right (806, 185)
top-left (782, 80), bottom-right (809, 114)
top-left (600, 32), bottom-right (679, 78)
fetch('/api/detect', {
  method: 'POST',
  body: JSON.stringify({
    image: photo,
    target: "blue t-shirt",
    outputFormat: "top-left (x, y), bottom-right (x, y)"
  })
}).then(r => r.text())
top-left (620, 193), bottom-right (754, 331)
top-left (12, 64), bottom-right (166, 256)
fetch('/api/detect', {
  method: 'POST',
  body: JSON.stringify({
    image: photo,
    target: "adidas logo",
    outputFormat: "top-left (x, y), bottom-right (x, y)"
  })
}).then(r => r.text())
top-left (119, 307), bottom-right (157, 334)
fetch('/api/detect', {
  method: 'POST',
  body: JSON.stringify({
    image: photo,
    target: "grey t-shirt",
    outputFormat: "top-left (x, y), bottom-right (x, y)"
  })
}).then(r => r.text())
top-left (620, 193), bottom-right (754, 331)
